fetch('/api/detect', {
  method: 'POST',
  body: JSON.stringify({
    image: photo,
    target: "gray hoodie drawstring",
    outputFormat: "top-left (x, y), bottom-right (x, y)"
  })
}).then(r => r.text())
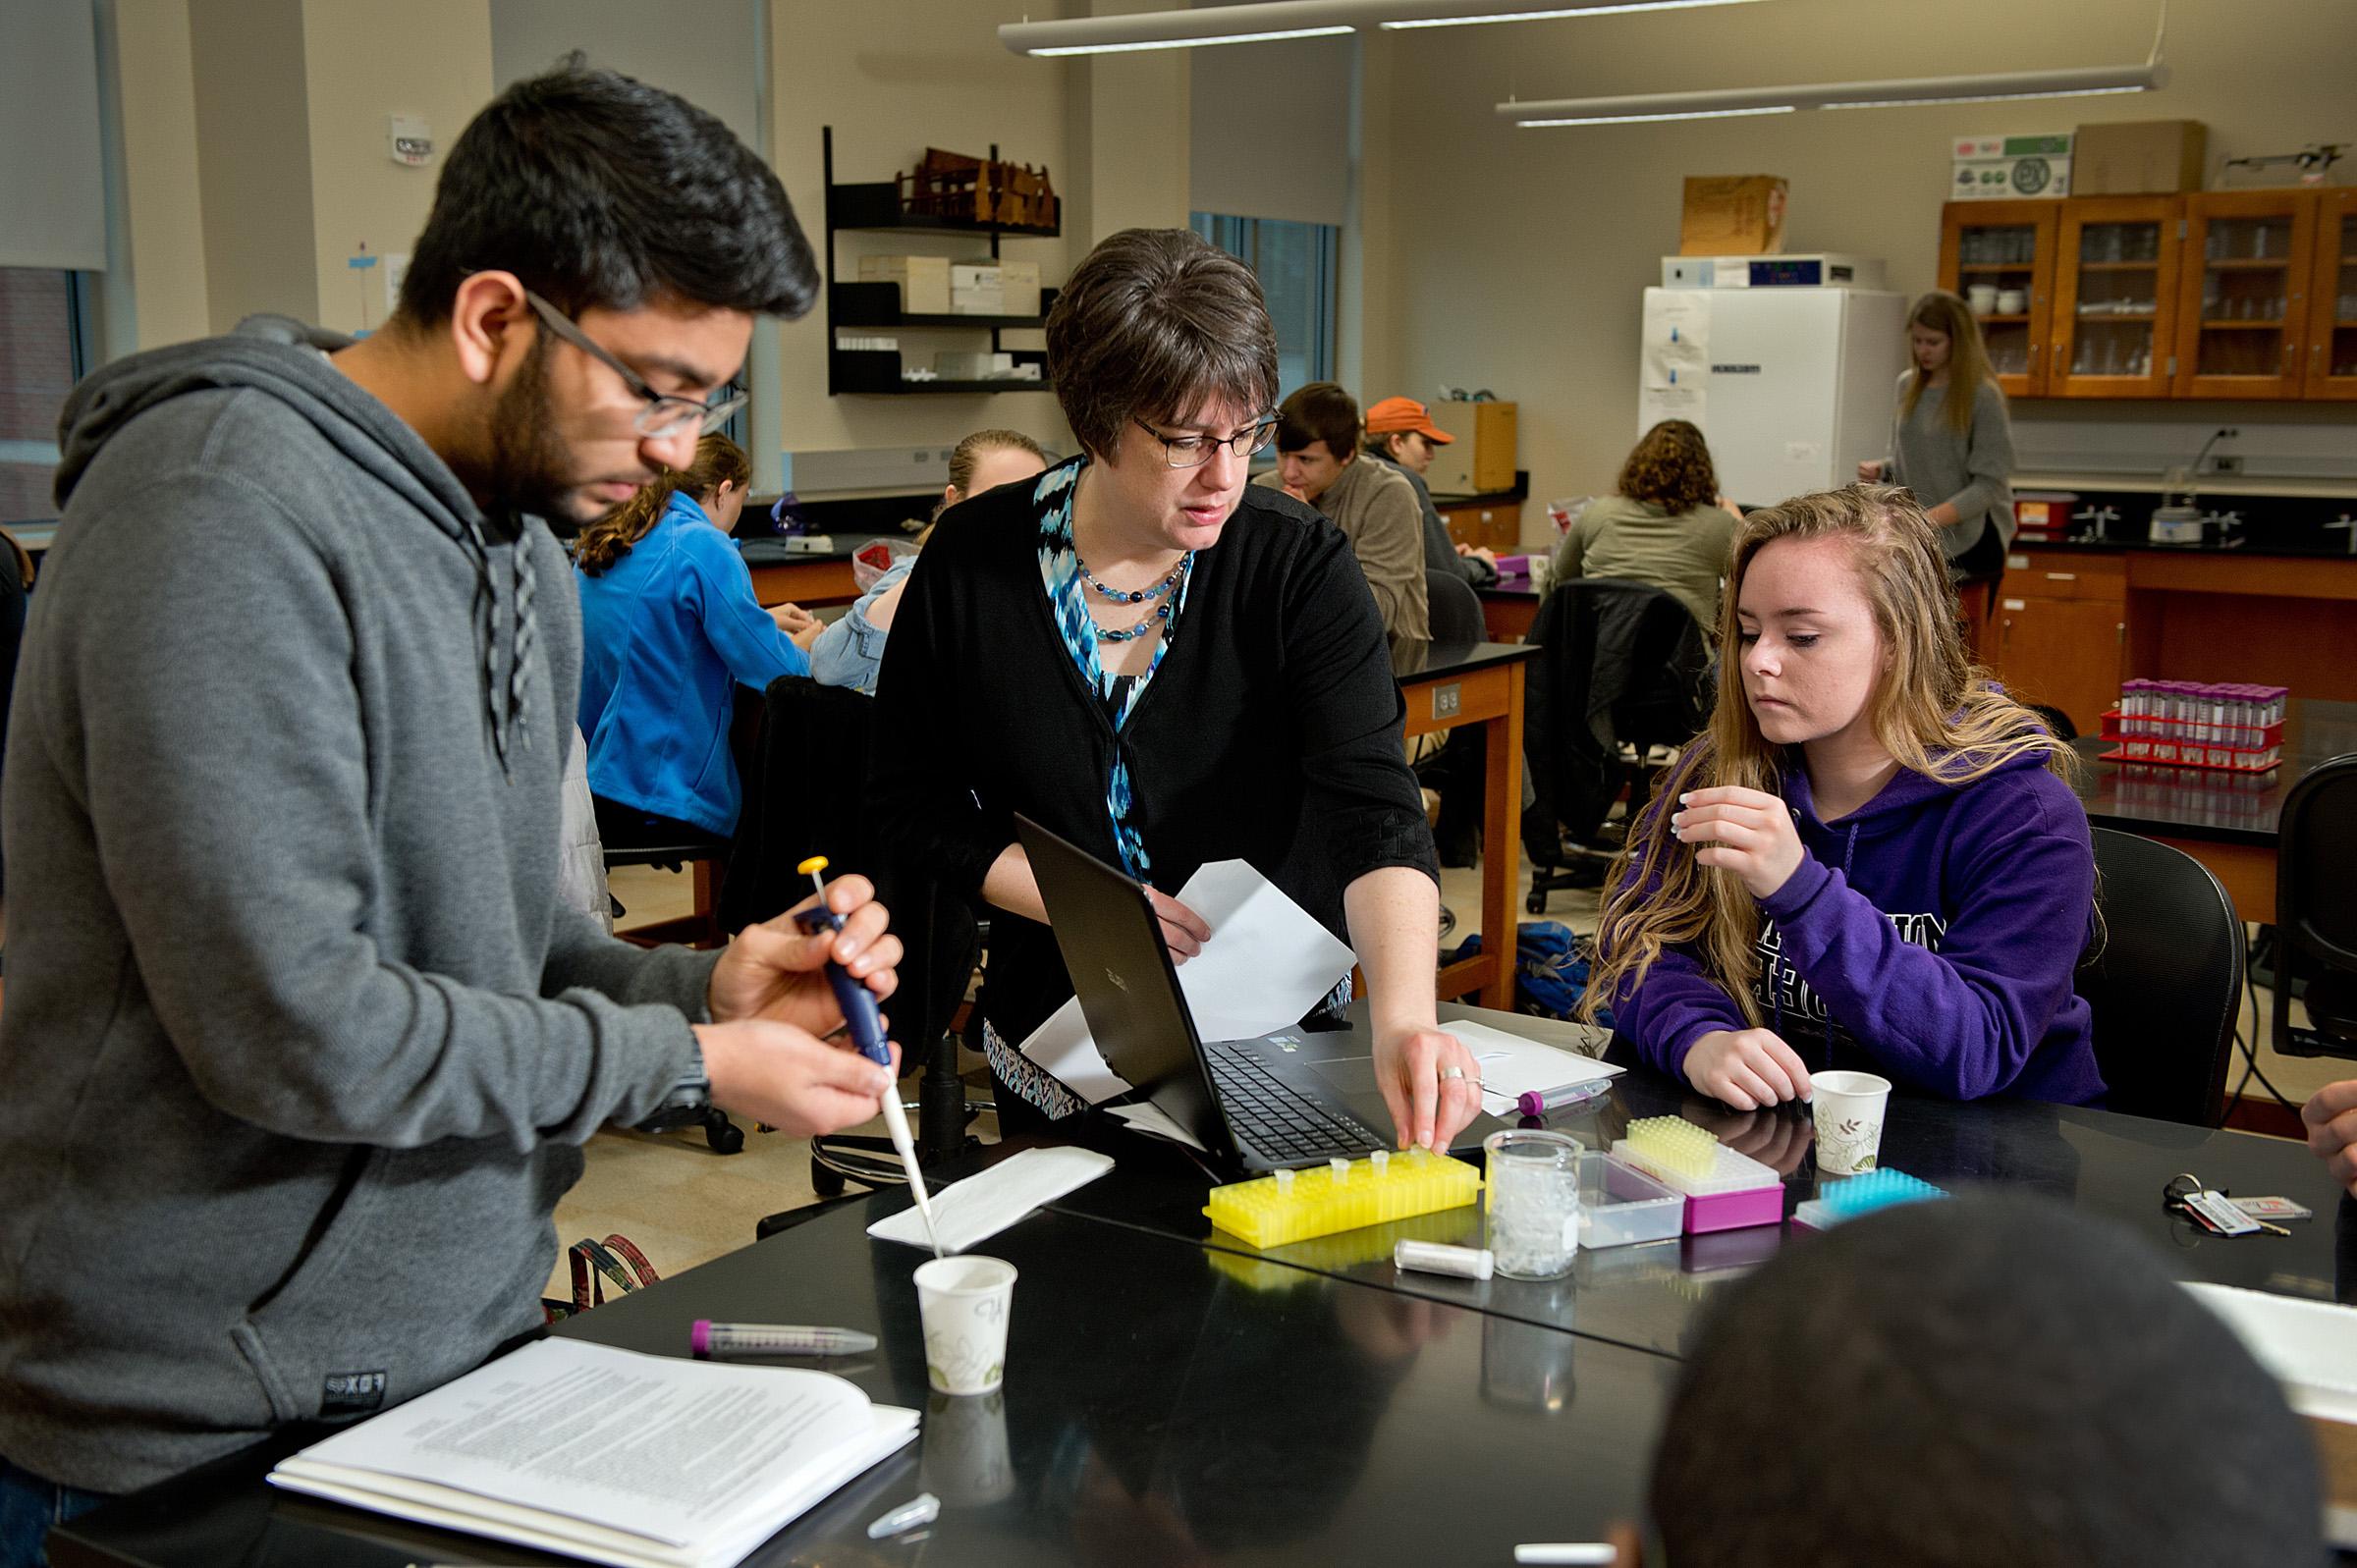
top-left (461, 515), bottom-right (532, 776)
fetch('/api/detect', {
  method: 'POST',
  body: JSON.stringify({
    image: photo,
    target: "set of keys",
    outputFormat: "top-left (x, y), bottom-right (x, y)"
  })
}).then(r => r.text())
top-left (2161, 1171), bottom-right (2312, 1237)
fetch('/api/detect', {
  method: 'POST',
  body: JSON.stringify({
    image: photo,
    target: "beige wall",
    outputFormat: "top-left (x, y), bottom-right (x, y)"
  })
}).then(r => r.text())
top-left (187, 0), bottom-right (314, 334)
top-left (300, 0), bottom-right (493, 335)
top-left (109, 0), bottom-right (209, 348)
top-left (767, 0), bottom-right (1093, 463)
top-left (1377, 0), bottom-right (2357, 539)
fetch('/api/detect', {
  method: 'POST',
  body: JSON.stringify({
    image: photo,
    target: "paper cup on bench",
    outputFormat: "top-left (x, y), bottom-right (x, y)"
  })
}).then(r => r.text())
top-left (1810, 1071), bottom-right (1892, 1176)
top-left (915, 1255), bottom-right (1016, 1395)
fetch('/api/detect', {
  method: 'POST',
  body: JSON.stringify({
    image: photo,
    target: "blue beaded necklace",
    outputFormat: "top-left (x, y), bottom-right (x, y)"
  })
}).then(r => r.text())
top-left (1077, 552), bottom-right (1191, 642)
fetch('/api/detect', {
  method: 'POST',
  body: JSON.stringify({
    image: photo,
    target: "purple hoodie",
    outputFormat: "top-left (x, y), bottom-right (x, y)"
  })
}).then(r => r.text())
top-left (1614, 749), bottom-right (2105, 1105)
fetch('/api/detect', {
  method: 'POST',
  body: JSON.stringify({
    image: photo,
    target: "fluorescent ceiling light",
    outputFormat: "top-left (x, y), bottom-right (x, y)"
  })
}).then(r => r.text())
top-left (1385, 0), bottom-right (1761, 27)
top-left (1518, 104), bottom-right (1793, 127)
top-left (1025, 26), bottom-right (1349, 54)
top-left (1000, 0), bottom-right (1759, 57)
top-left (1502, 61), bottom-right (2166, 125)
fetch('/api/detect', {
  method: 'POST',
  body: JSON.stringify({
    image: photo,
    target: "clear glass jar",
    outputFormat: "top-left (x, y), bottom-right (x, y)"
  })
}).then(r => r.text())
top-left (1484, 1130), bottom-right (1583, 1280)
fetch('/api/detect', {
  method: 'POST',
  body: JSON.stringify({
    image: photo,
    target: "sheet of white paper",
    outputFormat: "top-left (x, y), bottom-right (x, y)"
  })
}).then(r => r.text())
top-left (1167, 859), bottom-right (1358, 1044)
top-left (2183, 1282), bottom-right (2357, 1424)
top-left (1014, 860), bottom-right (1355, 1104)
top-left (1442, 1019), bottom-right (1622, 1115)
top-left (1643, 289), bottom-right (1711, 385)
top-left (1106, 1101), bottom-right (1209, 1153)
top-left (867, 1146), bottom-right (1115, 1252)
top-left (1014, 995), bottom-right (1132, 1106)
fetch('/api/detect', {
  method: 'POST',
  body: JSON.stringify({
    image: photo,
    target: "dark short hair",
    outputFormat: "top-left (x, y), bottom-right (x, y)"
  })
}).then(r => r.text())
top-left (398, 56), bottom-right (817, 328)
top-left (1651, 1194), bottom-right (2323, 1568)
top-left (1046, 229), bottom-right (1279, 460)
top-left (1276, 382), bottom-right (1359, 460)
top-left (1618, 419), bottom-right (1719, 514)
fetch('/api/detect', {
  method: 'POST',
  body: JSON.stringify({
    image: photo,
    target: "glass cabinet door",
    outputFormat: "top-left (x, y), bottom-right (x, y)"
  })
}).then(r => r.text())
top-left (2304, 189), bottom-right (2357, 400)
top-left (1940, 199), bottom-right (2058, 397)
top-left (2051, 197), bottom-right (2181, 398)
top-left (2173, 190), bottom-right (2317, 400)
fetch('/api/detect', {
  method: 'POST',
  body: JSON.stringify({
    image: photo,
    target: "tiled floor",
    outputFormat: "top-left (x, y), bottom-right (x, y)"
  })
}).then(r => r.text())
top-left (562, 847), bottom-right (2332, 1291)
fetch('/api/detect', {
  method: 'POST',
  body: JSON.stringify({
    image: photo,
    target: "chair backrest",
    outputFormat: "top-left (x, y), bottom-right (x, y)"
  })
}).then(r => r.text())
top-left (721, 676), bottom-right (977, 1065)
top-left (1522, 578), bottom-right (1713, 843)
top-left (1425, 568), bottom-right (1485, 644)
top-left (2080, 827), bottom-right (2244, 1125)
top-left (2278, 752), bottom-right (2357, 971)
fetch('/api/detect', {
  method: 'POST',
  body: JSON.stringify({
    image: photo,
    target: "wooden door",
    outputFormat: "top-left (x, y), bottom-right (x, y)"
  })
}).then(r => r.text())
top-left (1940, 200), bottom-right (2059, 396)
top-left (2304, 188), bottom-right (2357, 399)
top-left (2050, 196), bottom-right (2182, 399)
top-left (2172, 189), bottom-right (2318, 400)
top-left (1994, 595), bottom-right (2124, 736)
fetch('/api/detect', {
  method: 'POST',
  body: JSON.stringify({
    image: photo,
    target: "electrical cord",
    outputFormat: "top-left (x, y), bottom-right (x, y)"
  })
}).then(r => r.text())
top-left (2222, 927), bottom-right (2297, 1122)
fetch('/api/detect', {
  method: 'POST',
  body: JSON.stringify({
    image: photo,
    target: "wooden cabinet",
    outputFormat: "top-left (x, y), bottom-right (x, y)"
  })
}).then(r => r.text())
top-left (2050, 195), bottom-right (2182, 399)
top-left (2305, 187), bottom-right (2357, 399)
top-left (1439, 499), bottom-right (1522, 555)
top-left (2171, 189), bottom-right (2318, 401)
top-left (1939, 199), bottom-right (2059, 397)
top-left (1992, 555), bottom-right (2126, 734)
top-left (1940, 189), bottom-right (2353, 403)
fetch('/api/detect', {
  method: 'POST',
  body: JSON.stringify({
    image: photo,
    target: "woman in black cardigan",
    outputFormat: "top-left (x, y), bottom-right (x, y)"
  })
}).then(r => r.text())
top-left (869, 228), bottom-right (1479, 1151)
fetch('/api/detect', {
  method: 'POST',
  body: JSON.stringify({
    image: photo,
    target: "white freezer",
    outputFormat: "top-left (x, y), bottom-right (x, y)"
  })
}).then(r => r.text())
top-left (1638, 287), bottom-right (1905, 509)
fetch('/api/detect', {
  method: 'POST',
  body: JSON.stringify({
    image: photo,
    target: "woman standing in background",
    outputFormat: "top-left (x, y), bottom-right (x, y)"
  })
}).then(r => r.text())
top-left (1859, 290), bottom-right (2016, 580)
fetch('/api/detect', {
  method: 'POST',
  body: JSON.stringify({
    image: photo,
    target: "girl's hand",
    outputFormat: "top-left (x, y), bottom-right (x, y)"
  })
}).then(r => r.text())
top-left (1684, 1028), bottom-right (1813, 1111)
top-left (1856, 460), bottom-right (1887, 483)
top-left (1672, 786), bottom-right (1806, 900)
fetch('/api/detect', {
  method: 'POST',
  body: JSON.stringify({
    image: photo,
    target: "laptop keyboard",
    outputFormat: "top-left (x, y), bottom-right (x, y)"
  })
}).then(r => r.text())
top-left (1204, 1043), bottom-right (1385, 1163)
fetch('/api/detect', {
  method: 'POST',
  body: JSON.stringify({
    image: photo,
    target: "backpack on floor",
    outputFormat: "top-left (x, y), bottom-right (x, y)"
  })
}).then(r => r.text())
top-left (1449, 921), bottom-right (1601, 1023)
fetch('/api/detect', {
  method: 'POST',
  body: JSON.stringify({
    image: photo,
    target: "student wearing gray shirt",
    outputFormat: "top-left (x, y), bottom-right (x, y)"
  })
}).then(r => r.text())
top-left (1860, 290), bottom-right (2015, 579)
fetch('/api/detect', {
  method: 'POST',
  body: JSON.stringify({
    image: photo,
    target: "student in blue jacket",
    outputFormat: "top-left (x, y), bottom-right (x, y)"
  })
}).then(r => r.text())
top-left (1587, 483), bottom-right (2102, 1108)
top-left (575, 433), bottom-right (809, 841)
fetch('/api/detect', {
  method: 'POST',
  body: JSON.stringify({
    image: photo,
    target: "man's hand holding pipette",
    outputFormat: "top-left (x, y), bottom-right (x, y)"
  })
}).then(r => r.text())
top-left (706, 872), bottom-right (902, 1033)
top-left (690, 872), bottom-right (906, 1138)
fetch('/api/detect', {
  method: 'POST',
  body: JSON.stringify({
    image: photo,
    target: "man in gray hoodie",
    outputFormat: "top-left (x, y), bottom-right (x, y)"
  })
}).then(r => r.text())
top-left (0, 62), bottom-right (903, 1548)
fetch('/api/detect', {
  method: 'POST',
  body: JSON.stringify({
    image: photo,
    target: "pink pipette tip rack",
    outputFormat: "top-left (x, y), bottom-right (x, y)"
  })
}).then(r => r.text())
top-left (1611, 1116), bottom-right (1784, 1234)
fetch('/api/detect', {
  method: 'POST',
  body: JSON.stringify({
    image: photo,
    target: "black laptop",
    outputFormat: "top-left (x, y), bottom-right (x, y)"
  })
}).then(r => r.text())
top-left (1016, 813), bottom-right (1438, 1175)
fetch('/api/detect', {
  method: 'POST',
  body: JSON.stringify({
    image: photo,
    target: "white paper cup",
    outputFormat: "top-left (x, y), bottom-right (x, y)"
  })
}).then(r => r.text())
top-left (1810, 1070), bottom-right (1892, 1176)
top-left (915, 1255), bottom-right (1016, 1395)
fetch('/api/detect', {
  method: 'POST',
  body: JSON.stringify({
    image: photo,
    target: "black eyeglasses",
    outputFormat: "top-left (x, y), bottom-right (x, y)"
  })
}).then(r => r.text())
top-left (521, 291), bottom-right (745, 439)
top-left (1133, 413), bottom-right (1280, 469)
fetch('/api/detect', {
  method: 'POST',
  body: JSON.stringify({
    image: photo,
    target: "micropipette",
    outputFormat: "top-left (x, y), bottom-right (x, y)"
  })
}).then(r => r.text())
top-left (795, 855), bottom-right (941, 1257)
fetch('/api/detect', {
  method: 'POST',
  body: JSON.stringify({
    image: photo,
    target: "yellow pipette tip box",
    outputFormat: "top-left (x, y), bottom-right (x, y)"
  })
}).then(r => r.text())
top-left (1203, 1146), bottom-right (1484, 1250)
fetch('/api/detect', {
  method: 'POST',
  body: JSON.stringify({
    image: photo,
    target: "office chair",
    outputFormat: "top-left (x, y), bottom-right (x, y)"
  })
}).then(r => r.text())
top-left (599, 821), bottom-right (739, 1155)
top-left (2079, 828), bottom-right (2244, 1125)
top-left (1522, 579), bottom-right (1712, 913)
top-left (1425, 568), bottom-right (1486, 645)
top-left (2272, 753), bottom-right (2357, 1059)
top-left (724, 676), bottom-right (988, 1210)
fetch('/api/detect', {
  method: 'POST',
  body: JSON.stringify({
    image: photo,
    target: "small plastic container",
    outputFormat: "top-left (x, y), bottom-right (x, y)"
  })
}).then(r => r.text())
top-left (1613, 1120), bottom-right (1784, 1235)
top-left (1574, 1152), bottom-right (1684, 1249)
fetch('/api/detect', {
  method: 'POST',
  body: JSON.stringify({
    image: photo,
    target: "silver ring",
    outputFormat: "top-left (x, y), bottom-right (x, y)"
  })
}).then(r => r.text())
top-left (1439, 1066), bottom-right (1466, 1081)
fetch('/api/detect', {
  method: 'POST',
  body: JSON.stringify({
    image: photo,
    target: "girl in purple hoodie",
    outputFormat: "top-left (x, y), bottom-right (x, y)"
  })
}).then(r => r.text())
top-left (1588, 485), bottom-right (2103, 1107)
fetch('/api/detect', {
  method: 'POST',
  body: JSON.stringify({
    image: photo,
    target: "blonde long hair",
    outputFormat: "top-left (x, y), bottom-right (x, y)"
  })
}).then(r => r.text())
top-left (574, 434), bottom-right (749, 574)
top-left (1581, 485), bottom-right (2076, 1027)
top-left (1900, 290), bottom-right (1997, 437)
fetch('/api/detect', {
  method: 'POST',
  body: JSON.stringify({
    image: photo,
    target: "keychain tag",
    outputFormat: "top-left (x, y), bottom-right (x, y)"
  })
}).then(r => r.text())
top-left (2229, 1196), bottom-right (2314, 1222)
top-left (2183, 1187), bottom-right (2261, 1236)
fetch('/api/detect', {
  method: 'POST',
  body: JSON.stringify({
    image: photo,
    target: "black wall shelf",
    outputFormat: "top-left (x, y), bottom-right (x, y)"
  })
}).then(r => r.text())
top-left (822, 126), bottom-right (1059, 397)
